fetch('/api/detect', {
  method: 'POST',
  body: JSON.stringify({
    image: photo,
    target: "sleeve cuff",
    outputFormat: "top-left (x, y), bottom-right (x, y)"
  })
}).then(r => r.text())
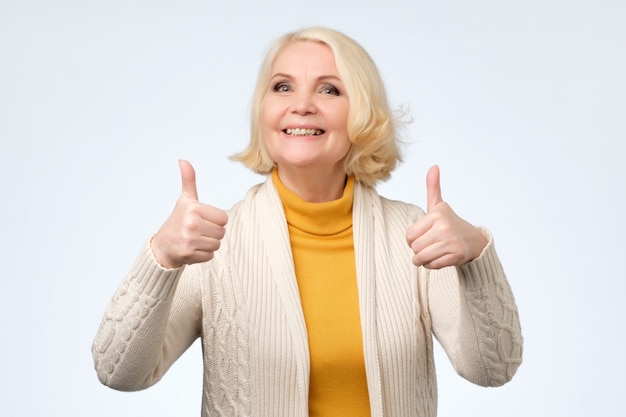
top-left (127, 240), bottom-right (185, 299)
top-left (458, 227), bottom-right (505, 291)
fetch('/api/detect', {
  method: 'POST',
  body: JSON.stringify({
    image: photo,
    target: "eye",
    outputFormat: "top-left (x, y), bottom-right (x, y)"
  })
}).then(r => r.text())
top-left (272, 82), bottom-right (291, 93)
top-left (319, 84), bottom-right (340, 96)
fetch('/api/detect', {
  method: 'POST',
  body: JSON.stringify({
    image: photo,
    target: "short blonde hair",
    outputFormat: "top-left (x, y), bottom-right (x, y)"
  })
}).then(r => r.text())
top-left (231, 27), bottom-right (403, 187)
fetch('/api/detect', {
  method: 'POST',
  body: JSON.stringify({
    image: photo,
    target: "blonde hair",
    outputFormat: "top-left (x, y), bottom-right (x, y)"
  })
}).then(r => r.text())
top-left (231, 27), bottom-right (403, 187)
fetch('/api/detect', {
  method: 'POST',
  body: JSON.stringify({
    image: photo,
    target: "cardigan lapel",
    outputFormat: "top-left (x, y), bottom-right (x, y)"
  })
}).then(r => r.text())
top-left (255, 176), bottom-right (310, 414)
top-left (251, 177), bottom-right (387, 416)
top-left (353, 182), bottom-right (385, 417)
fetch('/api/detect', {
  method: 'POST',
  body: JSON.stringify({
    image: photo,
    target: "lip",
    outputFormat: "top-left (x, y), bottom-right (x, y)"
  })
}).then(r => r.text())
top-left (282, 124), bottom-right (325, 131)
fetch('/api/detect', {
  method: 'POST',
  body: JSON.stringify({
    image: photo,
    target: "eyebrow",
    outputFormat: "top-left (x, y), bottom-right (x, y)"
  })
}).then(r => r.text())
top-left (270, 73), bottom-right (343, 83)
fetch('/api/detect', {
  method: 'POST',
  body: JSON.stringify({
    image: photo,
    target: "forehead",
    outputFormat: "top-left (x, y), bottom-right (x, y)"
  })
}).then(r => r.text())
top-left (271, 40), bottom-right (339, 76)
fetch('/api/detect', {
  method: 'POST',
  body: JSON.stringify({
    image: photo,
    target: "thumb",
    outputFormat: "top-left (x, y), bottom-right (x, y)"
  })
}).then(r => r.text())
top-left (426, 165), bottom-right (443, 212)
top-left (179, 159), bottom-right (199, 200)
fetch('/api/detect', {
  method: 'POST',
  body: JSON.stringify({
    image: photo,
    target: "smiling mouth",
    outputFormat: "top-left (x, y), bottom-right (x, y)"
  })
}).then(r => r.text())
top-left (283, 128), bottom-right (325, 136)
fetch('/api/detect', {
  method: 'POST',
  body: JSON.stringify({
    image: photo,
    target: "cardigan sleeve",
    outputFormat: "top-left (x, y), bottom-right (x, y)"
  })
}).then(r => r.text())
top-left (91, 241), bottom-right (203, 391)
top-left (426, 229), bottom-right (523, 387)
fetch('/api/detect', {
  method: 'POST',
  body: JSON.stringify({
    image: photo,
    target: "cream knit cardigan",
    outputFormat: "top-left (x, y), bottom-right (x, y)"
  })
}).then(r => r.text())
top-left (92, 176), bottom-right (523, 417)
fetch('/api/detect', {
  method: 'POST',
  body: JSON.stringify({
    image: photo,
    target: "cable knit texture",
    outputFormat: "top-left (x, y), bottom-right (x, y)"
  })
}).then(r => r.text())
top-left (92, 176), bottom-right (523, 417)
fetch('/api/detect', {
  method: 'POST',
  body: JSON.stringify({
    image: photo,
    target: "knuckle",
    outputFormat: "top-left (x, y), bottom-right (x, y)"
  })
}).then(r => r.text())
top-left (188, 204), bottom-right (203, 217)
top-left (210, 239), bottom-right (222, 252)
top-left (181, 217), bottom-right (200, 233)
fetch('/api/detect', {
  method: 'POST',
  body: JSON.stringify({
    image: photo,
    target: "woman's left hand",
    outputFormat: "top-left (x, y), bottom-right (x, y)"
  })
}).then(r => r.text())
top-left (406, 165), bottom-right (488, 269)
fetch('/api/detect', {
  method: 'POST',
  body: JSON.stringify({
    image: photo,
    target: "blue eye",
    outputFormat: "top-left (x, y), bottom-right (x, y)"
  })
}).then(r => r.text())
top-left (273, 82), bottom-right (291, 93)
top-left (320, 85), bottom-right (340, 95)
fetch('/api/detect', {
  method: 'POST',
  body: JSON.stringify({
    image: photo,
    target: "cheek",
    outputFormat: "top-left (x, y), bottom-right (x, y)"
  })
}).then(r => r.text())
top-left (260, 98), bottom-right (282, 127)
top-left (259, 118), bottom-right (277, 160)
top-left (326, 102), bottom-right (350, 133)
top-left (260, 114), bottom-right (279, 158)
top-left (259, 105), bottom-right (270, 130)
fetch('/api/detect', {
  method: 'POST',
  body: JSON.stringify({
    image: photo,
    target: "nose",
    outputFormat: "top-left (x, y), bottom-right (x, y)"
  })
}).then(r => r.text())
top-left (290, 90), bottom-right (317, 115)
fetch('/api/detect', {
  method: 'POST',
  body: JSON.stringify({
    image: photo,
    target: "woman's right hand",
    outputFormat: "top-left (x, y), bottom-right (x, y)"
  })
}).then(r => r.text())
top-left (150, 160), bottom-right (228, 269)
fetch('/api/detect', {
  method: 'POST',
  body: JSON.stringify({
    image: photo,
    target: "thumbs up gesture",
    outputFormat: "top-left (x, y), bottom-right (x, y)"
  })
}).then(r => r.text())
top-left (150, 160), bottom-right (228, 269)
top-left (406, 166), bottom-right (487, 269)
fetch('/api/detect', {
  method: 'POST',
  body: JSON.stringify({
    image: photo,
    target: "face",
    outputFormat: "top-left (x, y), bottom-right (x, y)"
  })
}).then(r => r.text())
top-left (260, 41), bottom-right (351, 176)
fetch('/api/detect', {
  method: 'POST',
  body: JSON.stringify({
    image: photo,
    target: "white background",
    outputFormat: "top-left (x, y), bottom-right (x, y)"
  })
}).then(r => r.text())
top-left (1, 0), bottom-right (625, 416)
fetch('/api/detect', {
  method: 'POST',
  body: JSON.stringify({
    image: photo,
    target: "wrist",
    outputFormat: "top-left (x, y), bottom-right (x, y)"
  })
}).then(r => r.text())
top-left (149, 234), bottom-right (182, 269)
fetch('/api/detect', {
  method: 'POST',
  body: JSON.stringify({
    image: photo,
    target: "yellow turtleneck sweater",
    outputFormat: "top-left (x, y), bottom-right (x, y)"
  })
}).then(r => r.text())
top-left (273, 169), bottom-right (371, 417)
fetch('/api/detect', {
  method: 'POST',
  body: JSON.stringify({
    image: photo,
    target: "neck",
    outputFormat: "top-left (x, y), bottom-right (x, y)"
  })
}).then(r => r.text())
top-left (275, 165), bottom-right (347, 202)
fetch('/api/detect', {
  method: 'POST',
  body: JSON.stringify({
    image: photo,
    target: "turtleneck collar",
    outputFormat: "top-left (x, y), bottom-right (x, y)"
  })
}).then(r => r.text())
top-left (272, 168), bottom-right (354, 236)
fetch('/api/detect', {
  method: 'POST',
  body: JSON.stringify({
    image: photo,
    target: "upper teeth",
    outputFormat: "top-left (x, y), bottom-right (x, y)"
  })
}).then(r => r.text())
top-left (285, 128), bottom-right (323, 136)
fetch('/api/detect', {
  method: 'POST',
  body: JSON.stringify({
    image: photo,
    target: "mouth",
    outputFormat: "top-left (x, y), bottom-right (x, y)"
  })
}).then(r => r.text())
top-left (283, 128), bottom-right (325, 136)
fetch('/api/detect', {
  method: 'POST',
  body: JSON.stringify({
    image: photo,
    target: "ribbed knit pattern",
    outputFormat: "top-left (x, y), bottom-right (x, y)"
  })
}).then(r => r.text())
top-left (273, 170), bottom-right (371, 417)
top-left (92, 176), bottom-right (523, 417)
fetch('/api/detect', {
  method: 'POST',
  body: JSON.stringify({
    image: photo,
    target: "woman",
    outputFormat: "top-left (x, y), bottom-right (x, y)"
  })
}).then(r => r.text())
top-left (92, 27), bottom-right (523, 417)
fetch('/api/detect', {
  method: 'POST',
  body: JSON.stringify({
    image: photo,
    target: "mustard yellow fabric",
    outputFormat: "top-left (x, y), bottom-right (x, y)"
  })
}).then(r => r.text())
top-left (273, 169), bottom-right (371, 416)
